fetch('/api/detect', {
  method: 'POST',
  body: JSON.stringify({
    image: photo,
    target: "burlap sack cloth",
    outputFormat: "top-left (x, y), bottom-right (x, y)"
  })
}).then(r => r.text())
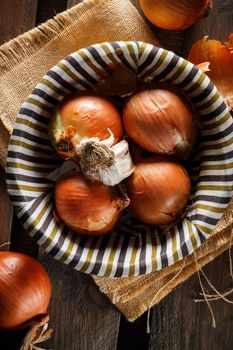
top-left (0, 0), bottom-right (233, 322)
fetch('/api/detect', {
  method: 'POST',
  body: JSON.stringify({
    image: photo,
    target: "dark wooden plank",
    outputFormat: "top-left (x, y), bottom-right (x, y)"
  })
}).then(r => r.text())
top-left (184, 0), bottom-right (233, 54)
top-left (0, 0), bottom-right (40, 257)
top-left (0, 0), bottom-right (40, 346)
top-left (149, 251), bottom-right (233, 350)
top-left (0, 0), bottom-right (39, 251)
top-left (0, 168), bottom-right (12, 251)
top-left (10, 214), bottom-right (39, 258)
top-left (1, 2), bottom-right (232, 350)
top-left (35, 1), bottom-right (121, 349)
top-left (0, 0), bottom-right (38, 44)
top-left (36, 0), bottom-right (67, 24)
top-left (39, 251), bottom-right (120, 350)
top-left (117, 312), bottom-right (150, 349)
top-left (149, 1), bottom-right (233, 349)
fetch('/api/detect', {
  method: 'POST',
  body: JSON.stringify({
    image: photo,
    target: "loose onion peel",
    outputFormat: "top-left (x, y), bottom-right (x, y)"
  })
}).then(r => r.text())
top-left (189, 35), bottom-right (233, 110)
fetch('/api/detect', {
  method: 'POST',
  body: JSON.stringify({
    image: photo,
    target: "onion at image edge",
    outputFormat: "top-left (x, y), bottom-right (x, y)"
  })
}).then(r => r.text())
top-left (139, 0), bottom-right (212, 30)
top-left (123, 87), bottom-right (197, 160)
top-left (0, 252), bottom-right (51, 331)
top-left (189, 35), bottom-right (233, 110)
top-left (55, 171), bottom-right (130, 236)
top-left (125, 156), bottom-right (191, 225)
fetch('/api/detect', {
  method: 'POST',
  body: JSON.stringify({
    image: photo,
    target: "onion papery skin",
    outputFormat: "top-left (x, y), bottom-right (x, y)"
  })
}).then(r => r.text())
top-left (55, 171), bottom-right (128, 235)
top-left (189, 35), bottom-right (233, 109)
top-left (0, 252), bottom-right (51, 330)
top-left (49, 92), bottom-right (123, 159)
top-left (125, 156), bottom-right (191, 225)
top-left (139, 0), bottom-right (212, 30)
top-left (123, 88), bottom-right (197, 160)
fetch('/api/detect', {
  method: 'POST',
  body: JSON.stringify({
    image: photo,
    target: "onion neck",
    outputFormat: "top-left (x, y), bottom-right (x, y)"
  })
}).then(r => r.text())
top-left (20, 314), bottom-right (52, 350)
top-left (174, 140), bottom-right (193, 160)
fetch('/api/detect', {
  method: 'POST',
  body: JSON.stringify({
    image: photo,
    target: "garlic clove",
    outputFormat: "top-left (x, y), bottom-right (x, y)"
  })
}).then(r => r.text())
top-left (189, 35), bottom-right (233, 110)
top-left (111, 140), bottom-right (129, 157)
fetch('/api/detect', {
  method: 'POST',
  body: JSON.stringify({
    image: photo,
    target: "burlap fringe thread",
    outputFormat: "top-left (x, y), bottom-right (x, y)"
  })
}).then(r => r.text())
top-left (194, 226), bottom-right (233, 328)
top-left (0, 0), bottom-right (101, 134)
top-left (93, 213), bottom-right (233, 322)
top-left (0, 0), bottom-right (232, 325)
top-left (0, 0), bottom-right (159, 168)
top-left (0, 0), bottom-right (107, 77)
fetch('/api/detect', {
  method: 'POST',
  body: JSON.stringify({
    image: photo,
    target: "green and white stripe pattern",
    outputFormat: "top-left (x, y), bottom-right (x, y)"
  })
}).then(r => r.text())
top-left (6, 41), bottom-right (233, 277)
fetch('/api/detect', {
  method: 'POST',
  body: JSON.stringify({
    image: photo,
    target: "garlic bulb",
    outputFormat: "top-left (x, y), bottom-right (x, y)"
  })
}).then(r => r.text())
top-left (76, 130), bottom-right (135, 186)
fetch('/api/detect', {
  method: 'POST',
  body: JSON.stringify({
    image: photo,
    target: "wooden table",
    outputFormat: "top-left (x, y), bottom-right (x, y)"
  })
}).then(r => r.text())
top-left (0, 1), bottom-right (233, 349)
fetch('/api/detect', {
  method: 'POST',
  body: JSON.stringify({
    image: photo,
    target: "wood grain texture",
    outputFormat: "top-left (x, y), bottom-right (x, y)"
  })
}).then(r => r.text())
top-left (0, 1), bottom-right (232, 350)
top-left (184, 0), bottom-right (233, 54)
top-left (0, 0), bottom-right (39, 257)
top-left (39, 251), bottom-right (120, 350)
top-left (36, 0), bottom-right (67, 24)
top-left (0, 0), bottom-right (39, 250)
top-left (0, 1), bottom-right (40, 347)
top-left (36, 1), bottom-right (121, 350)
top-left (0, 0), bottom-right (38, 44)
top-left (0, 168), bottom-right (12, 251)
top-left (148, 1), bottom-right (233, 349)
top-left (10, 213), bottom-right (39, 258)
top-left (149, 251), bottom-right (233, 350)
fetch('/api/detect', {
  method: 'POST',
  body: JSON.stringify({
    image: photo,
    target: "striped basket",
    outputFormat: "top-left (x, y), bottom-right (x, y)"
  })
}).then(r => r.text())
top-left (6, 41), bottom-right (233, 277)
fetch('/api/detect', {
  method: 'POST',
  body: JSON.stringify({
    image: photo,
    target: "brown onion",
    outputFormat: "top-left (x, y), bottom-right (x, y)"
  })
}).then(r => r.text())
top-left (189, 35), bottom-right (233, 110)
top-left (139, 0), bottom-right (212, 30)
top-left (49, 92), bottom-right (123, 159)
top-left (125, 156), bottom-right (191, 225)
top-left (0, 252), bottom-right (51, 330)
top-left (123, 87), bottom-right (197, 160)
top-left (55, 171), bottom-right (129, 235)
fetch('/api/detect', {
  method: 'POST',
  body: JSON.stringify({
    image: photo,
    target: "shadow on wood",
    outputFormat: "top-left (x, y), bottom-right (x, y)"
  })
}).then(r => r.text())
top-left (39, 250), bottom-right (121, 350)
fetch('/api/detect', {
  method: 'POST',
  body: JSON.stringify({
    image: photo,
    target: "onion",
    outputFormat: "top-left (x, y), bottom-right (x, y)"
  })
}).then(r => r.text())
top-left (49, 92), bottom-right (123, 160)
top-left (123, 87), bottom-right (197, 160)
top-left (139, 0), bottom-right (212, 30)
top-left (125, 156), bottom-right (191, 225)
top-left (49, 93), bottom-right (135, 186)
top-left (55, 171), bottom-right (129, 235)
top-left (0, 252), bottom-right (51, 337)
top-left (0, 252), bottom-right (52, 348)
top-left (189, 35), bottom-right (233, 110)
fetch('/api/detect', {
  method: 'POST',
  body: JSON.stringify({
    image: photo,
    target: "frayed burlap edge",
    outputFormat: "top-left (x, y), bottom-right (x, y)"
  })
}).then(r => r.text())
top-left (0, 0), bottom-right (107, 76)
top-left (93, 198), bottom-right (233, 321)
top-left (0, 0), bottom-right (232, 322)
top-left (0, 0), bottom-right (159, 169)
